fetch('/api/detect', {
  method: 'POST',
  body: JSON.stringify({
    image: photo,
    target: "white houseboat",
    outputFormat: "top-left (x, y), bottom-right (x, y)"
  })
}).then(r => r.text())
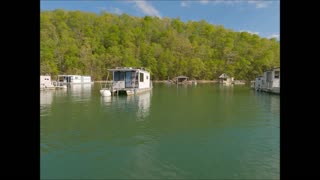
top-left (40, 75), bottom-right (55, 90)
top-left (57, 75), bottom-right (93, 85)
top-left (100, 67), bottom-right (152, 96)
top-left (41, 75), bottom-right (67, 90)
top-left (254, 67), bottom-right (280, 94)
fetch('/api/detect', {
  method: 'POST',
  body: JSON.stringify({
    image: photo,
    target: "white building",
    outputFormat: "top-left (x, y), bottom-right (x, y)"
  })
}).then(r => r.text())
top-left (81, 76), bottom-right (92, 83)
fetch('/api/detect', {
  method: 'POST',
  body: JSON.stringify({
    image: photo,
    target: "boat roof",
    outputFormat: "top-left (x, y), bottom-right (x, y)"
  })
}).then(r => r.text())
top-left (108, 67), bottom-right (149, 73)
top-left (175, 75), bottom-right (188, 79)
top-left (58, 75), bottom-right (90, 77)
top-left (58, 75), bottom-right (81, 76)
top-left (219, 73), bottom-right (229, 78)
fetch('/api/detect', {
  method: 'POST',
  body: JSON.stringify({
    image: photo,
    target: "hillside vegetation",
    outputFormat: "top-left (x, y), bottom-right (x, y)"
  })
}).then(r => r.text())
top-left (41, 10), bottom-right (279, 80)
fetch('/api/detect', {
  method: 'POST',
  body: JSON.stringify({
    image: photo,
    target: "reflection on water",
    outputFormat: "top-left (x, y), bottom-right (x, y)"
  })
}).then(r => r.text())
top-left (41, 84), bottom-right (279, 179)
top-left (68, 84), bottom-right (92, 101)
top-left (254, 91), bottom-right (280, 116)
top-left (101, 96), bottom-right (112, 104)
top-left (270, 95), bottom-right (280, 115)
top-left (101, 91), bottom-right (152, 121)
top-left (218, 83), bottom-right (234, 93)
top-left (136, 92), bottom-right (151, 121)
top-left (40, 90), bottom-right (55, 118)
top-left (54, 88), bottom-right (68, 97)
top-left (40, 90), bottom-right (53, 105)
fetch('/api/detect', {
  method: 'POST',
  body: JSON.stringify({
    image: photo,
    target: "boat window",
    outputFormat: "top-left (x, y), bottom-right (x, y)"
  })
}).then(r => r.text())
top-left (114, 71), bottom-right (120, 81)
top-left (266, 72), bottom-right (272, 81)
top-left (146, 76), bottom-right (148, 80)
top-left (114, 71), bottom-right (125, 81)
top-left (120, 72), bottom-right (125, 81)
top-left (140, 73), bottom-right (144, 82)
top-left (274, 71), bottom-right (280, 79)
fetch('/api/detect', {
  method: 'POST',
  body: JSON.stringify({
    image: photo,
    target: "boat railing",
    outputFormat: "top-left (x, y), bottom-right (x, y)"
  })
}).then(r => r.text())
top-left (52, 81), bottom-right (64, 87)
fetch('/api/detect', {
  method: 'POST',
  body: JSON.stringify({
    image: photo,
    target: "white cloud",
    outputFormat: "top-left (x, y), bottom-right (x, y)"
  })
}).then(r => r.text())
top-left (240, 30), bottom-right (260, 35)
top-left (207, 0), bottom-right (273, 8)
top-left (268, 33), bottom-right (280, 39)
top-left (181, 1), bottom-right (189, 7)
top-left (113, 8), bottom-right (122, 15)
top-left (248, 1), bottom-right (272, 8)
top-left (212, 0), bottom-right (241, 5)
top-left (180, 1), bottom-right (273, 8)
top-left (134, 1), bottom-right (161, 18)
top-left (199, 0), bottom-right (209, 4)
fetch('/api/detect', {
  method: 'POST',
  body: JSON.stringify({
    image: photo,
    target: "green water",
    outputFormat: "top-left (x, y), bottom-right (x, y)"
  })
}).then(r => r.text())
top-left (40, 83), bottom-right (279, 179)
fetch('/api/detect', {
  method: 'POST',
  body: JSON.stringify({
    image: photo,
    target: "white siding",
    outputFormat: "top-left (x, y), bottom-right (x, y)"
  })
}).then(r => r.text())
top-left (58, 75), bottom-right (92, 84)
top-left (273, 79), bottom-right (280, 88)
top-left (40, 76), bottom-right (53, 87)
top-left (259, 68), bottom-right (280, 91)
top-left (273, 69), bottom-right (280, 88)
top-left (81, 76), bottom-right (92, 83)
top-left (71, 75), bottom-right (82, 83)
top-left (138, 71), bottom-right (151, 89)
top-left (113, 81), bottom-right (125, 89)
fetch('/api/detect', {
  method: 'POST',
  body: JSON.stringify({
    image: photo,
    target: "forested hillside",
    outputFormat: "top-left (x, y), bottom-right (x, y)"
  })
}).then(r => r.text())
top-left (41, 9), bottom-right (279, 80)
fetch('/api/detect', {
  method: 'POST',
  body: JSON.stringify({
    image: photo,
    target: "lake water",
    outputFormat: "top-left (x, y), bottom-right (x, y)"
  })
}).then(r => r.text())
top-left (40, 83), bottom-right (279, 179)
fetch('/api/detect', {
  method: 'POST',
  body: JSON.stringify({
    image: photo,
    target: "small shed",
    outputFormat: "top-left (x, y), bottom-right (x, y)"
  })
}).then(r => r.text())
top-left (175, 76), bottom-right (189, 83)
top-left (219, 73), bottom-right (234, 84)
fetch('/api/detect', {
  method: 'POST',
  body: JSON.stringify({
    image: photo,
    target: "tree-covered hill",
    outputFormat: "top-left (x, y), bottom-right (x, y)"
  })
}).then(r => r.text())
top-left (41, 9), bottom-right (279, 81)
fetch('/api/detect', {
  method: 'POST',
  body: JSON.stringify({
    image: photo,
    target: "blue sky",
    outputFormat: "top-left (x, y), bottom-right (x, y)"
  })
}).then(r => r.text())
top-left (40, 0), bottom-right (280, 39)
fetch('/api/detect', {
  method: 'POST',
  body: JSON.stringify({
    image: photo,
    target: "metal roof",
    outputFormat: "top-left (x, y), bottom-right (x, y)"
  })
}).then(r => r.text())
top-left (58, 75), bottom-right (82, 77)
top-left (219, 73), bottom-right (229, 78)
top-left (108, 67), bottom-right (149, 73)
top-left (175, 76), bottom-right (188, 79)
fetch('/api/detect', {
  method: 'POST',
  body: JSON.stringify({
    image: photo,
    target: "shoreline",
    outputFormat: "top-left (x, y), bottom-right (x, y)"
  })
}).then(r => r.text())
top-left (94, 80), bottom-right (220, 83)
top-left (152, 80), bottom-right (219, 83)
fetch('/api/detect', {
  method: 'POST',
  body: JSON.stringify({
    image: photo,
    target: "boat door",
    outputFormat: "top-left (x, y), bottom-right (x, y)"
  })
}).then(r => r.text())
top-left (125, 71), bottom-right (133, 88)
top-left (67, 76), bottom-right (71, 83)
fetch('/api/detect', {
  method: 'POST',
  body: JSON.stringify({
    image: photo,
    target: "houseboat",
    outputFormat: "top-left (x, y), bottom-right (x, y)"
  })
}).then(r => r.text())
top-left (100, 67), bottom-right (152, 96)
top-left (41, 75), bottom-right (67, 90)
top-left (40, 75), bottom-right (55, 90)
top-left (57, 75), bottom-right (93, 85)
top-left (254, 67), bottom-right (280, 94)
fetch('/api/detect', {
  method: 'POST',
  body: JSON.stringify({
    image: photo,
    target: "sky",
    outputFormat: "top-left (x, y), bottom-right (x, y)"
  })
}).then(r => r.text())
top-left (40, 0), bottom-right (280, 40)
